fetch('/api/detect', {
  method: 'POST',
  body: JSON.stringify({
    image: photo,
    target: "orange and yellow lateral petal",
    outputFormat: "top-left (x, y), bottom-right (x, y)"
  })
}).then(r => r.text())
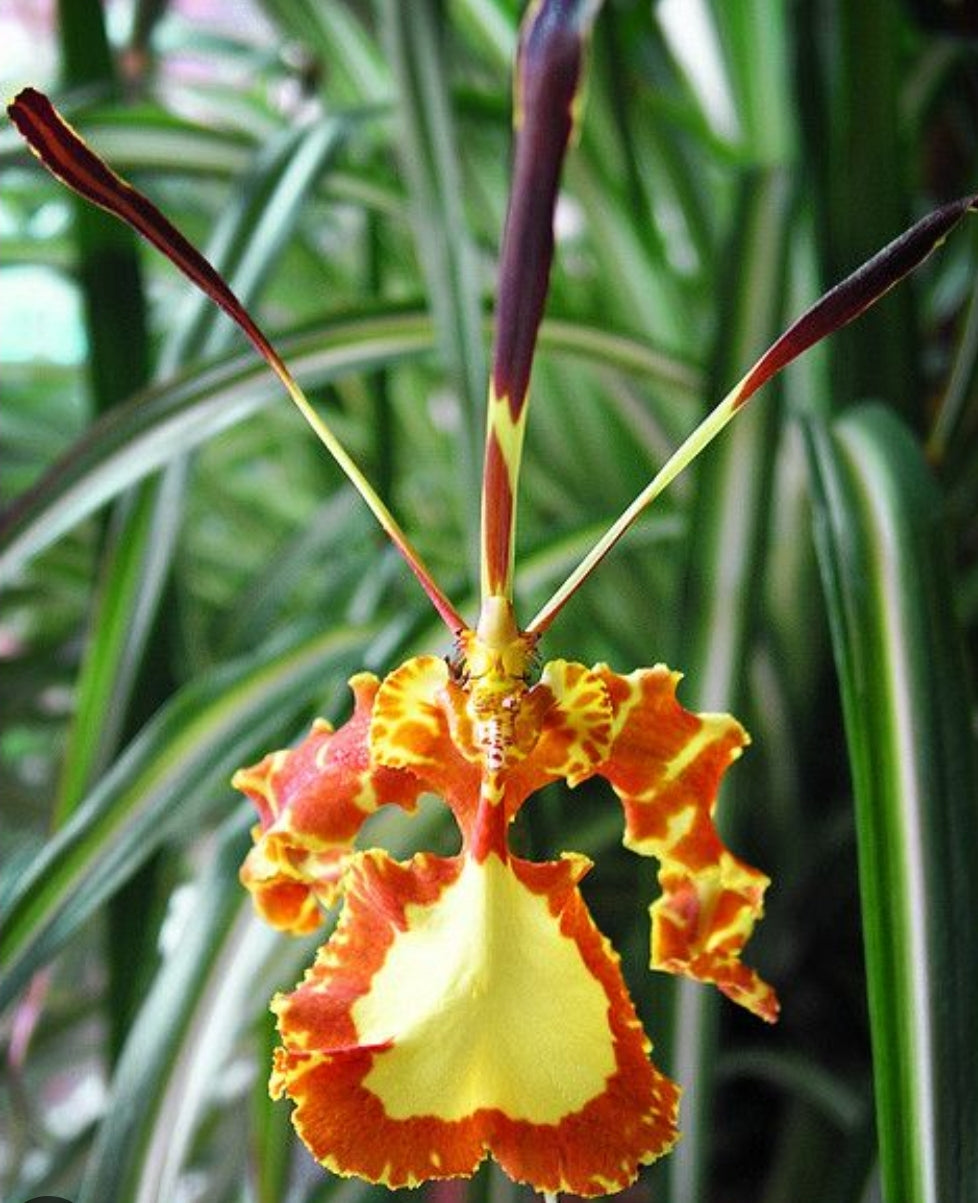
top-left (271, 848), bottom-right (679, 1196)
top-left (593, 664), bottom-right (779, 1022)
top-left (233, 673), bottom-right (425, 933)
top-left (369, 656), bottom-right (483, 837)
top-left (369, 654), bottom-right (616, 832)
top-left (511, 658), bottom-right (614, 785)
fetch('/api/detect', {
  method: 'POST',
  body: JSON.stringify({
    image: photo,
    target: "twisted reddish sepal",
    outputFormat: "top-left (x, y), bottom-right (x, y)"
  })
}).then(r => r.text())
top-left (481, 0), bottom-right (588, 600)
top-left (6, 86), bottom-right (465, 635)
top-left (234, 604), bottom-right (776, 1194)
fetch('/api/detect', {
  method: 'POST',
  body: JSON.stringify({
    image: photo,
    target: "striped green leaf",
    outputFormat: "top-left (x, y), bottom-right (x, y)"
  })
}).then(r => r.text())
top-left (805, 402), bottom-right (978, 1203)
top-left (0, 621), bottom-right (382, 1011)
top-left (0, 313), bottom-right (698, 583)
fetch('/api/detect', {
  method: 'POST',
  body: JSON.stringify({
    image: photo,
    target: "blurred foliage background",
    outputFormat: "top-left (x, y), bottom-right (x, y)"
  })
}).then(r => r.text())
top-left (2, 1), bottom-right (978, 1201)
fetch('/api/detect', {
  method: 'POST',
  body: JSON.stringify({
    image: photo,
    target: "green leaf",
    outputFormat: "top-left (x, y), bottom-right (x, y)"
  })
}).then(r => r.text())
top-left (663, 166), bottom-right (794, 1203)
top-left (55, 0), bottom-right (152, 416)
top-left (257, 0), bottom-right (390, 103)
top-left (0, 312), bottom-right (697, 583)
top-left (160, 114), bottom-right (350, 370)
top-left (0, 315), bottom-right (431, 583)
top-left (78, 817), bottom-right (282, 1203)
top-left (805, 402), bottom-right (978, 1203)
top-left (53, 466), bottom-right (186, 824)
top-left (796, 0), bottom-right (917, 420)
top-left (379, 0), bottom-right (489, 575)
top-left (0, 621), bottom-right (381, 1011)
top-left (709, 0), bottom-right (794, 162)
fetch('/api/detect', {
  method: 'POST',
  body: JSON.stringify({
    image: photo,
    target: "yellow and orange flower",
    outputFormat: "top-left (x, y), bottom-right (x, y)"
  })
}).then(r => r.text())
top-left (234, 608), bottom-right (777, 1196)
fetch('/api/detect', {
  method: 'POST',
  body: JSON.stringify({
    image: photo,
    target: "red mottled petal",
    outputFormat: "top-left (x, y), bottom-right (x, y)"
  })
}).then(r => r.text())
top-left (6, 87), bottom-right (467, 634)
top-left (233, 673), bottom-right (425, 932)
top-left (501, 660), bottom-right (613, 809)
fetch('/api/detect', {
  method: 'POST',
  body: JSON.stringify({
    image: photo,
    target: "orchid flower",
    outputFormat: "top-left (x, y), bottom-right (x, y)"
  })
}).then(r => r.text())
top-left (9, 1), bottom-right (976, 1195)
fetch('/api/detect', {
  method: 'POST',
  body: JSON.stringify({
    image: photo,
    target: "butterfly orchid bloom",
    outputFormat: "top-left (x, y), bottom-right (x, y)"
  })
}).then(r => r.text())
top-left (9, 1), bottom-right (976, 1195)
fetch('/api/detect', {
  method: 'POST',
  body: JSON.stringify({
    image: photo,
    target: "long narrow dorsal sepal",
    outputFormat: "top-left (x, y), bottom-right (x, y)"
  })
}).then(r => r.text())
top-left (480, 0), bottom-right (592, 603)
top-left (7, 87), bottom-right (465, 636)
top-left (528, 192), bottom-right (978, 636)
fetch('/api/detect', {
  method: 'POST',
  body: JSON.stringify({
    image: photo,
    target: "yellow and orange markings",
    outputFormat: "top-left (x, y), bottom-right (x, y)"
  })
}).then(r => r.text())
top-left (271, 848), bottom-right (680, 1196)
top-left (234, 636), bottom-right (774, 1190)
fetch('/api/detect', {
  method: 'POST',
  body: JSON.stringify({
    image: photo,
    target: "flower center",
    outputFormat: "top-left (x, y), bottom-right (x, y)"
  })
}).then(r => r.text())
top-left (351, 853), bottom-right (616, 1123)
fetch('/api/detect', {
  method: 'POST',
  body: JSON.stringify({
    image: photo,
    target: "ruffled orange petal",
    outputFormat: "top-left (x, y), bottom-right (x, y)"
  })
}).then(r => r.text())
top-left (483, 659), bottom-right (614, 818)
top-left (271, 849), bottom-right (679, 1196)
top-left (233, 673), bottom-right (425, 933)
top-left (593, 663), bottom-right (778, 1022)
top-left (370, 657), bottom-right (482, 835)
top-left (517, 660), bottom-right (614, 780)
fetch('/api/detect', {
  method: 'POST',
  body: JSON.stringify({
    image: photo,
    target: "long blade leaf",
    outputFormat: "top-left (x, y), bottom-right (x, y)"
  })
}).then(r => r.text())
top-left (805, 403), bottom-right (978, 1203)
top-left (662, 166), bottom-right (793, 1203)
top-left (380, 0), bottom-right (487, 585)
top-left (0, 313), bottom-right (696, 584)
top-left (0, 316), bottom-right (432, 583)
top-left (0, 621), bottom-right (379, 1010)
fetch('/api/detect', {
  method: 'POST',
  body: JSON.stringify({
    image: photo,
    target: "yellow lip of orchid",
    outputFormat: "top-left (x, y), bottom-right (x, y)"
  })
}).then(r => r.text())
top-left (8, 0), bottom-right (977, 1194)
top-left (268, 847), bottom-right (681, 1194)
